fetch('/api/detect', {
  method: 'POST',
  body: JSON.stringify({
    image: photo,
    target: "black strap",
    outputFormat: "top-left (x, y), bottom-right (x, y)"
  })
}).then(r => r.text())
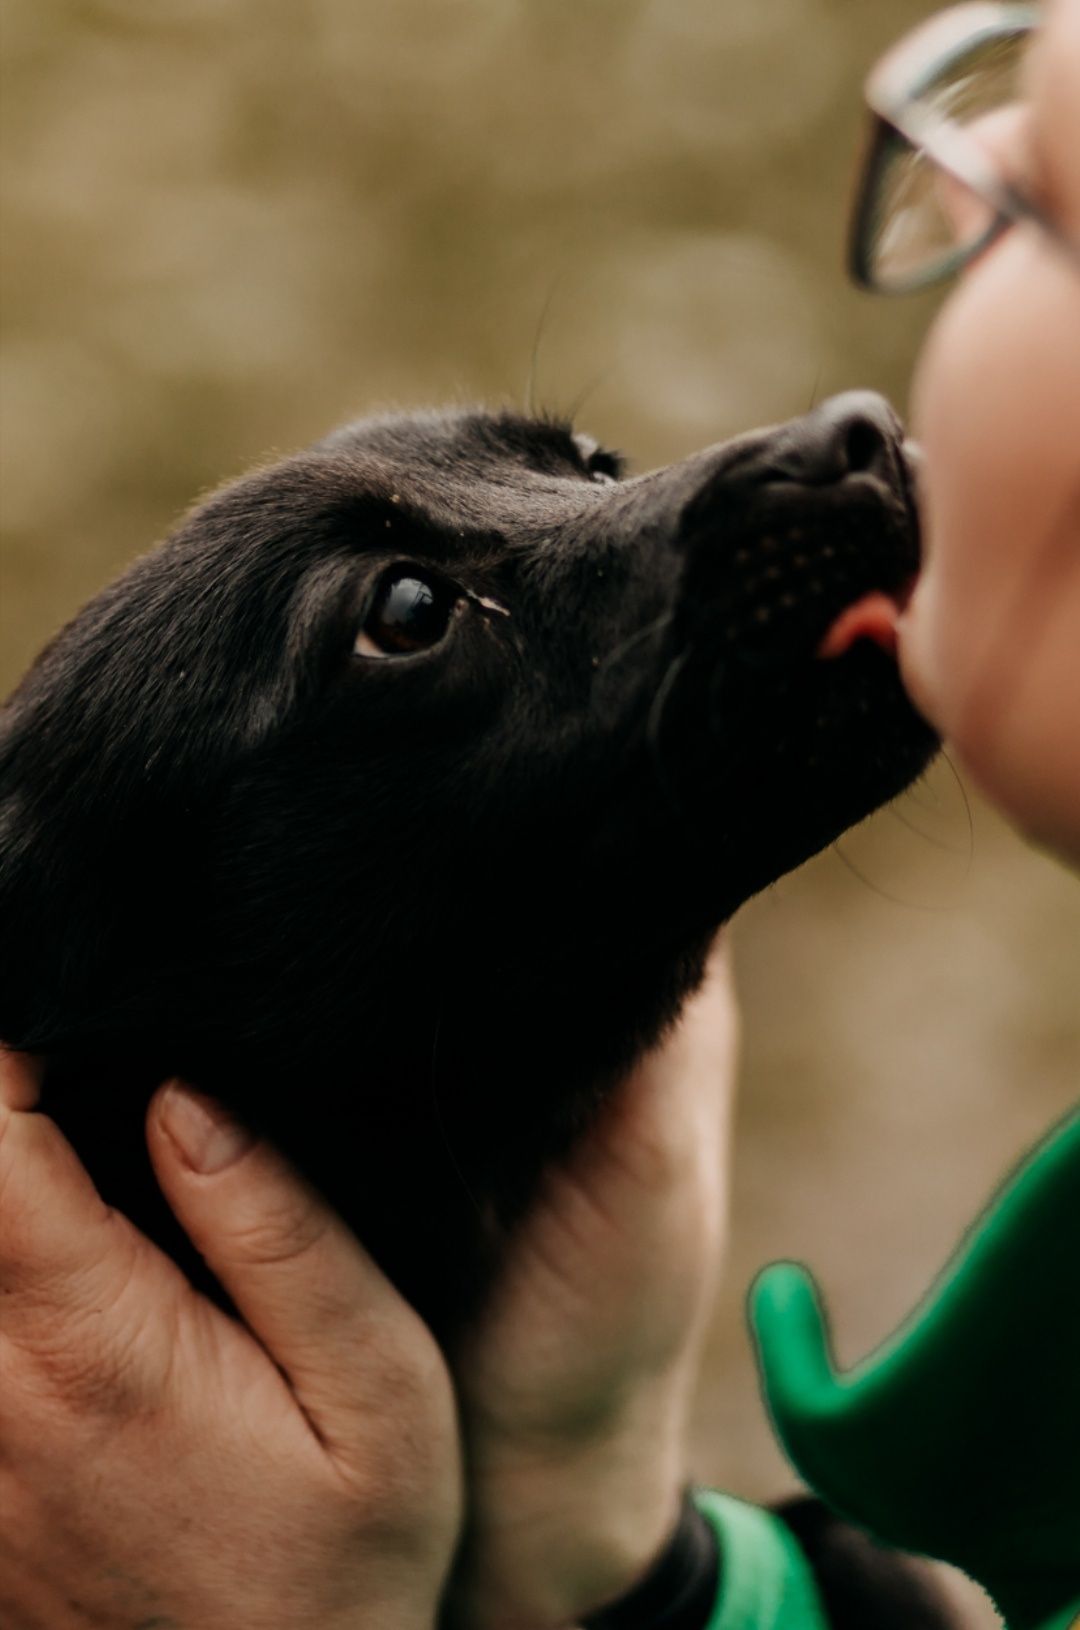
top-left (772, 1496), bottom-right (962, 1630)
top-left (581, 1489), bottom-right (721, 1630)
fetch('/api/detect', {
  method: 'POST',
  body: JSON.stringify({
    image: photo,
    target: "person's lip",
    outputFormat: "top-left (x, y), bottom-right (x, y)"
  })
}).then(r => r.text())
top-left (898, 437), bottom-right (925, 539)
top-left (901, 438), bottom-right (925, 485)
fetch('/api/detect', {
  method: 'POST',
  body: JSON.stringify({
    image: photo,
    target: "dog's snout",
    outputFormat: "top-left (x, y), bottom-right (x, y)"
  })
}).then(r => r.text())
top-left (766, 391), bottom-right (902, 488)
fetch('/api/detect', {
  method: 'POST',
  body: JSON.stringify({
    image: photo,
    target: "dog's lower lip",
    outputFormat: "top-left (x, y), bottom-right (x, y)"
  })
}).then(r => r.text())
top-left (816, 578), bottom-right (916, 661)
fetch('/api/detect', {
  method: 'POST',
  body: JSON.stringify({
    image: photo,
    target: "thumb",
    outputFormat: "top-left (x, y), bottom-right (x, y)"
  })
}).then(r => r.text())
top-left (748, 1260), bottom-right (850, 1496)
top-left (749, 1261), bottom-right (840, 1417)
top-left (147, 1081), bottom-right (448, 1451)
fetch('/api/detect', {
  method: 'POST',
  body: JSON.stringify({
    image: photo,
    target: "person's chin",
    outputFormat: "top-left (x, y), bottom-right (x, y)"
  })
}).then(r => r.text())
top-left (899, 604), bottom-right (1080, 861)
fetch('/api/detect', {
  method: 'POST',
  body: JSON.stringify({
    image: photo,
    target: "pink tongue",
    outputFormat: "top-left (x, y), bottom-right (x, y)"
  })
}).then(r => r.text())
top-left (817, 591), bottom-right (902, 660)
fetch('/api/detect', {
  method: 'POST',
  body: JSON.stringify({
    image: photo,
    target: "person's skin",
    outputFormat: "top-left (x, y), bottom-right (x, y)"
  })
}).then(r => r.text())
top-left (0, 1051), bottom-right (463, 1630)
top-left (898, 0), bottom-right (1080, 866)
top-left (3, 4), bottom-right (1079, 1628)
top-left (0, 950), bottom-right (736, 1630)
top-left (445, 946), bottom-right (737, 1630)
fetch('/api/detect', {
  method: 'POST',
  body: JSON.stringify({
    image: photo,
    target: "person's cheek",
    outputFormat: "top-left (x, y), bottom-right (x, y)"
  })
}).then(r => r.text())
top-left (902, 232), bottom-right (1080, 751)
top-left (902, 246), bottom-right (1027, 739)
top-left (1032, 0), bottom-right (1080, 228)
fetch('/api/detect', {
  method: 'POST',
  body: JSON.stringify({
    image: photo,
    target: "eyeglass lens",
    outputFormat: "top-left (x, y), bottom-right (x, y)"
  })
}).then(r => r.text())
top-left (865, 28), bottom-right (1031, 292)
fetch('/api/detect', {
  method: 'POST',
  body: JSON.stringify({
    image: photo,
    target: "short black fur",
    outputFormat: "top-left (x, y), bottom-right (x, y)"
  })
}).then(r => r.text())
top-left (1, 393), bottom-right (934, 1337)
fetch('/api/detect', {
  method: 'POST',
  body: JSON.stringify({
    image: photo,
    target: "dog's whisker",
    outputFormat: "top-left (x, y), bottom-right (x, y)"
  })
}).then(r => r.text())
top-left (594, 611), bottom-right (676, 679)
top-left (939, 748), bottom-right (976, 871)
top-left (885, 798), bottom-right (972, 856)
top-left (706, 654), bottom-right (731, 741)
top-left (830, 837), bottom-right (958, 911)
top-left (895, 756), bottom-right (975, 873)
top-left (646, 650), bottom-right (687, 754)
top-left (563, 365), bottom-right (617, 426)
top-left (645, 649), bottom-right (690, 817)
top-left (524, 276), bottom-right (564, 417)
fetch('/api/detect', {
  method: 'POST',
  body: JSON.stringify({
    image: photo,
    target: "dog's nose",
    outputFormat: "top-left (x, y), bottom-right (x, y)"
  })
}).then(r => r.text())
top-left (765, 391), bottom-right (903, 487)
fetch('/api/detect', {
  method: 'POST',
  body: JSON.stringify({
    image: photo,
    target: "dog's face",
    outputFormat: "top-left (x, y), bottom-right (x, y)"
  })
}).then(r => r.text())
top-left (0, 392), bottom-right (934, 1329)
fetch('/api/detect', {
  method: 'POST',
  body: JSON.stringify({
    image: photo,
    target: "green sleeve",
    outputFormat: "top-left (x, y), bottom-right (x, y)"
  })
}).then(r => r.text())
top-left (691, 1490), bottom-right (832, 1630)
top-left (749, 1106), bottom-right (1080, 1630)
top-left (1040, 1609), bottom-right (1080, 1630)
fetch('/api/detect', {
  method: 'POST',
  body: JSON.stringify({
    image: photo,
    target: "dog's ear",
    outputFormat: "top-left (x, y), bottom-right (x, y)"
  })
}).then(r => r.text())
top-left (0, 768), bottom-right (99, 1054)
top-left (0, 458), bottom-right (326, 1057)
top-left (0, 689), bottom-right (147, 1055)
top-left (0, 546), bottom-right (231, 1057)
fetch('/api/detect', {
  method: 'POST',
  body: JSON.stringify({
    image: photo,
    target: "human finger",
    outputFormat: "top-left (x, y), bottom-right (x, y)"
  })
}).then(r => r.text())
top-left (0, 1080), bottom-right (142, 1317)
top-left (146, 1081), bottom-right (452, 1465)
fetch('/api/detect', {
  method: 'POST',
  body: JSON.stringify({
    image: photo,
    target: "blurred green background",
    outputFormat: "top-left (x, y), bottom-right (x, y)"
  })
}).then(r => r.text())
top-left (2, 1), bottom-right (1077, 1606)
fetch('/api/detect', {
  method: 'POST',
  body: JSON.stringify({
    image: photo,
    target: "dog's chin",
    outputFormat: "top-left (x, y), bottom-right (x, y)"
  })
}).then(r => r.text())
top-left (682, 459), bottom-right (934, 884)
top-left (653, 629), bottom-right (937, 924)
top-left (776, 631), bottom-right (937, 808)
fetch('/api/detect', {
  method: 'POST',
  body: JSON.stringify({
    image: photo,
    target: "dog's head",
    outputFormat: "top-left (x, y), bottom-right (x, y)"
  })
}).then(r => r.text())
top-left (0, 391), bottom-right (934, 1326)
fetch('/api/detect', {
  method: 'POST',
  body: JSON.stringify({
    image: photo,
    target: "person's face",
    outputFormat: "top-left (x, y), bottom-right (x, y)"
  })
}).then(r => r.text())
top-left (899, 0), bottom-right (1080, 859)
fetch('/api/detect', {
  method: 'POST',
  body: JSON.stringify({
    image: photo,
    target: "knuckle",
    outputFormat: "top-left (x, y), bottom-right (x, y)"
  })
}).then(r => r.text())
top-left (0, 1116), bottom-right (26, 1241)
top-left (6, 1313), bottom-right (142, 1424)
top-left (318, 1336), bottom-right (454, 1517)
top-left (387, 1324), bottom-right (451, 1415)
top-left (0, 1234), bottom-right (172, 1425)
top-left (330, 1430), bottom-right (443, 1535)
top-left (226, 1185), bottom-right (332, 1270)
top-left (358, 1306), bottom-right (449, 1418)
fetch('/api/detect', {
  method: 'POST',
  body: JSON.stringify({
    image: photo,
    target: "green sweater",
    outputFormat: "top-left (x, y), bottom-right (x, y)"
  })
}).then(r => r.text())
top-left (691, 1491), bottom-right (832, 1630)
top-left (749, 1106), bottom-right (1080, 1630)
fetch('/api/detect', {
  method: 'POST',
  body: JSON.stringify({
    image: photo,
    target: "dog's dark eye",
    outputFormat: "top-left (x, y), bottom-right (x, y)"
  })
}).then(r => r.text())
top-left (355, 569), bottom-right (460, 658)
top-left (571, 433), bottom-right (622, 486)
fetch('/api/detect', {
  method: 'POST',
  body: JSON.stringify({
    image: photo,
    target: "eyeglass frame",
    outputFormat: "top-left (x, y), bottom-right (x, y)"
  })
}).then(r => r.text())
top-left (849, 1), bottom-right (1080, 294)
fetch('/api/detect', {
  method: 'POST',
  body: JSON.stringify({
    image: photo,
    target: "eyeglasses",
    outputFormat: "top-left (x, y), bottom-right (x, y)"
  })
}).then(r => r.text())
top-left (850, 2), bottom-right (1080, 294)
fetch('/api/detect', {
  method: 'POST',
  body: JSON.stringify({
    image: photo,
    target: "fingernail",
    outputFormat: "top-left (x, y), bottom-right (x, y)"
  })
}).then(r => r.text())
top-left (160, 1083), bottom-right (255, 1174)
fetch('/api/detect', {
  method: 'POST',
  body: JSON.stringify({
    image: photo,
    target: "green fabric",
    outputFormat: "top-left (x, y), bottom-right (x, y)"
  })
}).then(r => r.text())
top-left (1040, 1606), bottom-right (1080, 1630)
top-left (692, 1490), bottom-right (830, 1630)
top-left (748, 1106), bottom-right (1080, 1630)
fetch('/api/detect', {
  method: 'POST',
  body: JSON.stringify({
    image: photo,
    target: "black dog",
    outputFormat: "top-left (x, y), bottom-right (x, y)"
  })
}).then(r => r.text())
top-left (0, 391), bottom-right (957, 1624)
top-left (0, 388), bottom-right (931, 1325)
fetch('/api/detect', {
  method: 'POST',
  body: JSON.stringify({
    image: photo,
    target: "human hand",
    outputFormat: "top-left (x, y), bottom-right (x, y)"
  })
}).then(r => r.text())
top-left (446, 941), bottom-right (738, 1630)
top-left (0, 1050), bottom-right (462, 1630)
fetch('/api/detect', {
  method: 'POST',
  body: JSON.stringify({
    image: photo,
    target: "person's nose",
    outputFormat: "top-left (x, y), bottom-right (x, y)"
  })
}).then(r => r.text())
top-left (936, 104), bottom-right (1031, 266)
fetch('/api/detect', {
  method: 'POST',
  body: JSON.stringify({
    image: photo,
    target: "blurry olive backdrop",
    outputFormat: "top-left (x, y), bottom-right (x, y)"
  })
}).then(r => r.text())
top-left (2, 0), bottom-right (1077, 1555)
